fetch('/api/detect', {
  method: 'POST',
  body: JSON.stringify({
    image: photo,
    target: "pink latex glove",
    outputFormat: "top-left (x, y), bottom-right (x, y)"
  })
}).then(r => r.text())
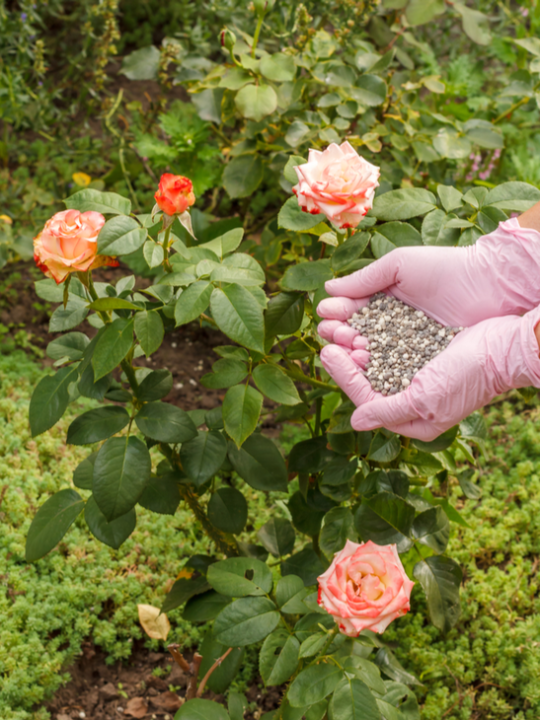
top-left (320, 306), bottom-right (540, 441)
top-left (317, 218), bottom-right (540, 359)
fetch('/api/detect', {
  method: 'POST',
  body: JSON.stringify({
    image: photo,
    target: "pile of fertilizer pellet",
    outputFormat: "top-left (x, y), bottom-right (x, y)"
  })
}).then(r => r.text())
top-left (348, 293), bottom-right (463, 395)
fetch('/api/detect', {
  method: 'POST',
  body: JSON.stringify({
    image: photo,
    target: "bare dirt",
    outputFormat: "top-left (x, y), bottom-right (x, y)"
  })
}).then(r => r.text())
top-left (46, 642), bottom-right (282, 720)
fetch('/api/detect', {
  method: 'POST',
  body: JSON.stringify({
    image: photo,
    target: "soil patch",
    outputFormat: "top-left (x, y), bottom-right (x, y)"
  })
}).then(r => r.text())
top-left (45, 642), bottom-right (282, 720)
top-left (0, 261), bottom-right (227, 411)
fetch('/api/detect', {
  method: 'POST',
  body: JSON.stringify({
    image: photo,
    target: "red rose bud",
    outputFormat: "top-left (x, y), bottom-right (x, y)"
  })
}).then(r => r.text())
top-left (154, 173), bottom-right (196, 217)
top-left (219, 28), bottom-right (236, 51)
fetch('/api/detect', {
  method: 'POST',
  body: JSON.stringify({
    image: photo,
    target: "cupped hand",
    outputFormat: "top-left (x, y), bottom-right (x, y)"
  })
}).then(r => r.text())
top-left (317, 218), bottom-right (540, 354)
top-left (320, 307), bottom-right (540, 441)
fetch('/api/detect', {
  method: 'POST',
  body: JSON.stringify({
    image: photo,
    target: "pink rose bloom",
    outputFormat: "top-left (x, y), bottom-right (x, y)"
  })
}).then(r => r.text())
top-left (317, 539), bottom-right (414, 636)
top-left (292, 142), bottom-right (380, 229)
top-left (34, 209), bottom-right (118, 284)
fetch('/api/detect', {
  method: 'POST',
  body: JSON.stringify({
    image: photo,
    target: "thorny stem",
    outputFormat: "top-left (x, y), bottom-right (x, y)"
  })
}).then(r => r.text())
top-left (197, 647), bottom-right (234, 697)
top-left (186, 653), bottom-right (203, 700)
top-left (161, 223), bottom-right (173, 273)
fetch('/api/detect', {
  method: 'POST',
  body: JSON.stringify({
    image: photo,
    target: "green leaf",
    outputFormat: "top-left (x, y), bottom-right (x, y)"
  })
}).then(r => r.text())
top-left (235, 84), bottom-right (277, 122)
top-left (355, 492), bottom-right (415, 552)
top-left (210, 285), bottom-right (265, 353)
top-left (138, 473), bottom-right (181, 515)
top-left (332, 233), bottom-right (370, 272)
top-left (180, 430), bottom-right (228, 486)
top-left (328, 677), bottom-right (381, 720)
top-left (93, 436), bottom-right (152, 521)
top-left (374, 648), bottom-right (423, 687)
top-left (367, 432), bottom-right (401, 462)
top-left (289, 492), bottom-right (326, 537)
top-left (260, 54), bottom-right (296, 82)
top-left (453, 2), bottom-right (491, 45)
top-left (175, 281), bottom-right (213, 326)
top-left (372, 189), bottom-right (437, 221)
top-left (29, 364), bottom-right (80, 437)
top-left (136, 369), bottom-right (173, 402)
top-left (413, 556), bottom-right (462, 632)
top-left (405, 0), bottom-right (445, 25)
top-left (92, 318), bottom-right (133, 381)
top-left (288, 664), bottom-right (344, 708)
top-left (463, 119), bottom-right (504, 150)
top-left (97, 215), bottom-right (147, 255)
top-left (223, 155), bottom-right (264, 199)
top-left (320, 507), bottom-right (357, 560)
top-left (289, 435), bottom-right (332, 473)
top-left (485, 181), bottom-right (540, 212)
top-left (228, 434), bottom-right (288, 492)
top-left (84, 496), bottom-right (136, 549)
top-left (192, 88), bottom-right (224, 124)
top-left (208, 487), bottom-right (248, 534)
top-left (515, 37), bottom-right (540, 57)
top-left (275, 575), bottom-right (307, 611)
top-left (260, 630), bottom-right (300, 686)
top-left (257, 518), bottom-right (296, 557)
top-left (265, 292), bottom-right (304, 337)
top-left (412, 426), bottom-right (458, 453)
top-left (412, 507), bottom-right (450, 554)
top-left (183, 590), bottom-right (231, 623)
top-left (201, 359), bottom-right (248, 389)
top-left (88, 297), bottom-right (142, 312)
top-left (49, 297), bottom-right (88, 332)
top-left (135, 402), bottom-right (198, 444)
top-left (162, 575), bottom-right (210, 613)
top-left (67, 406), bottom-right (130, 445)
top-left (457, 468), bottom-right (482, 500)
top-left (208, 557), bottom-right (273, 597)
top-left (143, 239), bottom-right (165, 268)
top-left (214, 597), bottom-right (280, 647)
top-left (283, 155), bottom-right (307, 184)
top-left (281, 260), bottom-right (333, 292)
top-left (437, 185), bottom-right (463, 212)
top-left (351, 74), bottom-right (387, 106)
top-left (421, 210), bottom-right (459, 247)
top-left (281, 547), bottom-right (324, 587)
top-left (253, 364), bottom-right (301, 405)
top-left (134, 310), bottom-right (164, 357)
top-left (35, 279), bottom-right (64, 302)
top-left (219, 67), bottom-right (253, 90)
top-left (200, 228), bottom-right (244, 258)
top-left (278, 196), bottom-right (325, 232)
top-left (211, 253), bottom-right (265, 287)
top-left (46, 332), bottom-right (89, 361)
top-left (26, 489), bottom-right (84, 561)
top-left (299, 633), bottom-right (327, 659)
top-left (120, 45), bottom-right (160, 80)
top-left (223, 385), bottom-right (263, 448)
top-left (433, 129), bottom-right (472, 160)
top-left (73, 452), bottom-right (97, 490)
top-left (175, 699), bottom-right (230, 720)
top-left (64, 189), bottom-right (131, 216)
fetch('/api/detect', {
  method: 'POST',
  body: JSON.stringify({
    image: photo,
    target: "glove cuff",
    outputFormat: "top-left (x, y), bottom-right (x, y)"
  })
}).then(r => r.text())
top-left (519, 305), bottom-right (540, 388)
top-left (499, 217), bottom-right (540, 245)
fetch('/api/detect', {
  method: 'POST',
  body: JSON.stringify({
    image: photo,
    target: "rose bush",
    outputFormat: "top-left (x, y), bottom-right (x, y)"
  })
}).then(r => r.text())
top-left (33, 209), bottom-right (118, 284)
top-left (318, 540), bottom-right (414, 636)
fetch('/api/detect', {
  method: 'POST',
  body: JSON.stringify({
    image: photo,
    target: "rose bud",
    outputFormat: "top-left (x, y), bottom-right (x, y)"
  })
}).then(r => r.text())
top-left (154, 173), bottom-right (196, 217)
top-left (293, 141), bottom-right (380, 229)
top-left (33, 209), bottom-right (118, 284)
top-left (220, 28), bottom-right (236, 51)
top-left (253, 0), bottom-right (275, 14)
top-left (317, 540), bottom-right (414, 636)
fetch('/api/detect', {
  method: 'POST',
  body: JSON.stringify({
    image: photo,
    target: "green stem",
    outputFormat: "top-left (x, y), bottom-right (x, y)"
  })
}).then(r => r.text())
top-left (229, 48), bottom-right (243, 68)
top-left (310, 626), bottom-right (339, 665)
top-left (285, 366), bottom-right (338, 391)
top-left (161, 223), bottom-right (173, 273)
top-left (251, 15), bottom-right (264, 57)
top-left (314, 396), bottom-right (323, 436)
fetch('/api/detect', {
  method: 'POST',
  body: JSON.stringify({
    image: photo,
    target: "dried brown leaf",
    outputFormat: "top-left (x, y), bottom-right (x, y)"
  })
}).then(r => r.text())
top-left (124, 696), bottom-right (149, 718)
top-left (137, 603), bottom-right (171, 641)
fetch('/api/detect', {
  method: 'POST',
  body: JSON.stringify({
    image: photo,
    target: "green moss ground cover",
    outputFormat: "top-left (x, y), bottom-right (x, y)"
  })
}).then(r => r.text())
top-left (388, 401), bottom-right (540, 719)
top-left (2, 350), bottom-right (540, 719)
top-left (0, 351), bottom-right (208, 720)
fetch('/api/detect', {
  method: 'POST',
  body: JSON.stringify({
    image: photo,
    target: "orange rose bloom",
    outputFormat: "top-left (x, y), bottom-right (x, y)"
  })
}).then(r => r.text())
top-left (33, 209), bottom-right (119, 284)
top-left (154, 173), bottom-right (196, 216)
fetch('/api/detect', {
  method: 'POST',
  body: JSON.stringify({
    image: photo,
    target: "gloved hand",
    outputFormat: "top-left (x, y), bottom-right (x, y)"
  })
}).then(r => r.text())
top-left (317, 218), bottom-right (540, 357)
top-left (320, 306), bottom-right (540, 441)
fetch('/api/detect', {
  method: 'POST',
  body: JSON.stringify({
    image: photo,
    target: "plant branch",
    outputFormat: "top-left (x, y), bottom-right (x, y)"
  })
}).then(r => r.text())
top-left (197, 647), bottom-right (234, 697)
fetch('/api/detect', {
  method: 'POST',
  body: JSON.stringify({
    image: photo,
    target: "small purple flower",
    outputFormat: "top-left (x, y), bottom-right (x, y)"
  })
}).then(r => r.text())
top-left (521, 7), bottom-right (529, 17)
top-left (38, 81), bottom-right (43, 86)
top-left (21, 12), bottom-right (27, 21)
top-left (479, 170), bottom-right (490, 181)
